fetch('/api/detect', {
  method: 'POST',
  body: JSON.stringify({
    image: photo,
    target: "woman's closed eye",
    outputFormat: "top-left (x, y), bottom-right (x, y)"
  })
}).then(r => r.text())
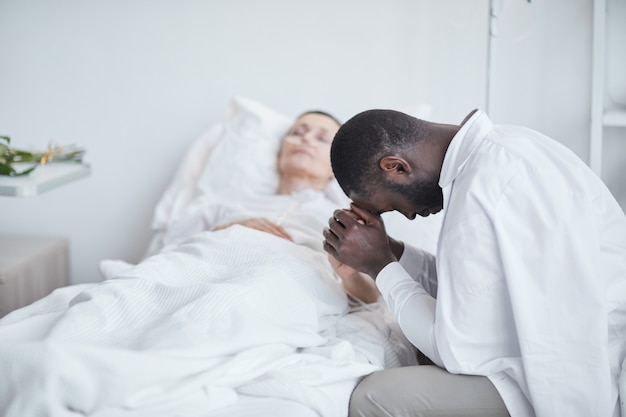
top-left (316, 133), bottom-right (332, 145)
top-left (290, 126), bottom-right (306, 137)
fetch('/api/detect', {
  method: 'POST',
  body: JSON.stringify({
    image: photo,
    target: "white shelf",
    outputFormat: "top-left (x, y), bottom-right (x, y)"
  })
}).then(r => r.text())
top-left (604, 110), bottom-right (626, 127)
top-left (590, 0), bottom-right (625, 175)
top-left (590, 0), bottom-right (607, 175)
top-left (0, 163), bottom-right (91, 197)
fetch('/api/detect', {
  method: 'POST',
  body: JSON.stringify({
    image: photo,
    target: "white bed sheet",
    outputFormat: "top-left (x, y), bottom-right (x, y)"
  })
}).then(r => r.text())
top-left (0, 226), bottom-right (416, 417)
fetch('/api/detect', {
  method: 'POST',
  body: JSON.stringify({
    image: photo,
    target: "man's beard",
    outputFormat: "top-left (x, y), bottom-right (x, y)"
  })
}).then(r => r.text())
top-left (387, 177), bottom-right (443, 213)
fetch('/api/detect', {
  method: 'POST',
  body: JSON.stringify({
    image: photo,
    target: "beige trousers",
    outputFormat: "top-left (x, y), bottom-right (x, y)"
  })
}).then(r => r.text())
top-left (349, 365), bottom-right (511, 417)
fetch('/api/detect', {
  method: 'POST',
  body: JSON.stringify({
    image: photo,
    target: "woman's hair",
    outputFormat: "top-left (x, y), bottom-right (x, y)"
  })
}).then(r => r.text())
top-left (297, 110), bottom-right (342, 126)
top-left (330, 109), bottom-right (428, 198)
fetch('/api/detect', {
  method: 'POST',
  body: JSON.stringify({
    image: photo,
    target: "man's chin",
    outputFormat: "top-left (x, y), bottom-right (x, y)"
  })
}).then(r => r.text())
top-left (419, 206), bottom-right (443, 217)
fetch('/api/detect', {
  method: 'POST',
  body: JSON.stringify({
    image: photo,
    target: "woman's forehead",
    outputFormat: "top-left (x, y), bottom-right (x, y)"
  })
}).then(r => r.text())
top-left (293, 113), bottom-right (340, 132)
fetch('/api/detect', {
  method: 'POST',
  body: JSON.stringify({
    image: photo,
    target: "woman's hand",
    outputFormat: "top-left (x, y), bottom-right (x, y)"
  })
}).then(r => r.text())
top-left (328, 254), bottom-right (380, 304)
top-left (328, 253), bottom-right (361, 280)
top-left (214, 218), bottom-right (293, 241)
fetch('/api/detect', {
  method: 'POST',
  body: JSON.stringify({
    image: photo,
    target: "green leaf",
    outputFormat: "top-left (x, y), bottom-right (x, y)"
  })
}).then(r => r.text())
top-left (12, 164), bottom-right (39, 176)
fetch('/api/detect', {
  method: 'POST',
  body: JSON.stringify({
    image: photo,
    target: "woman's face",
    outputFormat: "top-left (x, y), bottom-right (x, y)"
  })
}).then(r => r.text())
top-left (277, 113), bottom-right (340, 185)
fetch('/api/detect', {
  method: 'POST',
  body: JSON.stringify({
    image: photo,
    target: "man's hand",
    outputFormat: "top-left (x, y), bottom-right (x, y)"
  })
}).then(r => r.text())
top-left (323, 203), bottom-right (397, 278)
top-left (214, 218), bottom-right (293, 241)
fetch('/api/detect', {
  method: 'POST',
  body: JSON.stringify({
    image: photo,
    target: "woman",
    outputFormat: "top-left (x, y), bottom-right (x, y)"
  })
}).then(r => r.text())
top-left (213, 110), bottom-right (342, 240)
top-left (161, 111), bottom-right (380, 304)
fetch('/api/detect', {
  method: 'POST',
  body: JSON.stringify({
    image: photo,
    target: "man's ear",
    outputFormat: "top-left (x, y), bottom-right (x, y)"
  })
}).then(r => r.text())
top-left (380, 156), bottom-right (412, 181)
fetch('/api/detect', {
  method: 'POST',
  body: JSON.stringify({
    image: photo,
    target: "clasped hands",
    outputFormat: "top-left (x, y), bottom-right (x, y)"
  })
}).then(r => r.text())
top-left (323, 203), bottom-right (398, 279)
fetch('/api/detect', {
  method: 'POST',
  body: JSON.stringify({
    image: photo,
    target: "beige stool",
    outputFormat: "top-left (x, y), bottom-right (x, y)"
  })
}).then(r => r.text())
top-left (0, 236), bottom-right (69, 317)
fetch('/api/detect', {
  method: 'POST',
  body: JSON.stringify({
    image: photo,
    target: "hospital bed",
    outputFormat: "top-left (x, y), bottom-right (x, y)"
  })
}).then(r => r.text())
top-left (0, 96), bottom-right (442, 417)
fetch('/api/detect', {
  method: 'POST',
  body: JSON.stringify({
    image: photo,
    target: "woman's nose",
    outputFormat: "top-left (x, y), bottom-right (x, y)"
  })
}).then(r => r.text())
top-left (301, 132), bottom-right (315, 145)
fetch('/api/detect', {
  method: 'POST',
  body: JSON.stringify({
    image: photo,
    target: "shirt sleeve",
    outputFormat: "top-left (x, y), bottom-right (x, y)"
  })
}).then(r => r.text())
top-left (397, 244), bottom-right (438, 297)
top-left (377, 248), bottom-right (443, 367)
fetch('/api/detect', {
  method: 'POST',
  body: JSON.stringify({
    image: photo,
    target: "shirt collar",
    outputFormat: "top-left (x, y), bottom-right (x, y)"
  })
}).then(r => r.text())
top-left (439, 109), bottom-right (493, 189)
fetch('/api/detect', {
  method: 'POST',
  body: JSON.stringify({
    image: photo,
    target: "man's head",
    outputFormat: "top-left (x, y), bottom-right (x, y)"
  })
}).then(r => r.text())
top-left (330, 109), bottom-right (457, 219)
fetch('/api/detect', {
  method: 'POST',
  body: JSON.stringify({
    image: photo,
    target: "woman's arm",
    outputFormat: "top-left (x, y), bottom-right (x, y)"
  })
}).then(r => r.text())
top-left (328, 254), bottom-right (380, 304)
top-left (213, 218), bottom-right (293, 241)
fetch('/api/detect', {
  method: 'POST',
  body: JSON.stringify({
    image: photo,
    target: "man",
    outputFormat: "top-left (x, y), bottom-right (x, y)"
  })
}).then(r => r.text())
top-left (323, 108), bottom-right (626, 417)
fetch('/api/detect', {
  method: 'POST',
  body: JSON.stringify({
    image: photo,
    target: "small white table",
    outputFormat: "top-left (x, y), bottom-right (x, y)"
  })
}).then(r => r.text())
top-left (0, 163), bottom-right (91, 197)
top-left (0, 237), bottom-right (69, 317)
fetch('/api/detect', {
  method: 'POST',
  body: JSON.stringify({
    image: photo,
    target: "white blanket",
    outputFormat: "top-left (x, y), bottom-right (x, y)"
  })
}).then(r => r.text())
top-left (0, 226), bottom-right (413, 417)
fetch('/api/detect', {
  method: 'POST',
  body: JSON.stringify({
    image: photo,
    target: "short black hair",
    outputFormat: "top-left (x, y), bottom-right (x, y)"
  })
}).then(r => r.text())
top-left (330, 109), bottom-right (428, 198)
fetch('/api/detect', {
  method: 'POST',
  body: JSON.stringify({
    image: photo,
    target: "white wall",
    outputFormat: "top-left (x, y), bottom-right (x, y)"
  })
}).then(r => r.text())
top-left (1, 0), bottom-right (624, 284)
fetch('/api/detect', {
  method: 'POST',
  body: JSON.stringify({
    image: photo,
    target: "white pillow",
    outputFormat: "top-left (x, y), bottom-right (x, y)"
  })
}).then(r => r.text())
top-left (151, 123), bottom-right (224, 232)
top-left (196, 96), bottom-right (294, 196)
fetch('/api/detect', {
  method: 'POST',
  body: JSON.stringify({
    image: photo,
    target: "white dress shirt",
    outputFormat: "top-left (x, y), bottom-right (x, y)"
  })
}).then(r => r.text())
top-left (377, 110), bottom-right (626, 417)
